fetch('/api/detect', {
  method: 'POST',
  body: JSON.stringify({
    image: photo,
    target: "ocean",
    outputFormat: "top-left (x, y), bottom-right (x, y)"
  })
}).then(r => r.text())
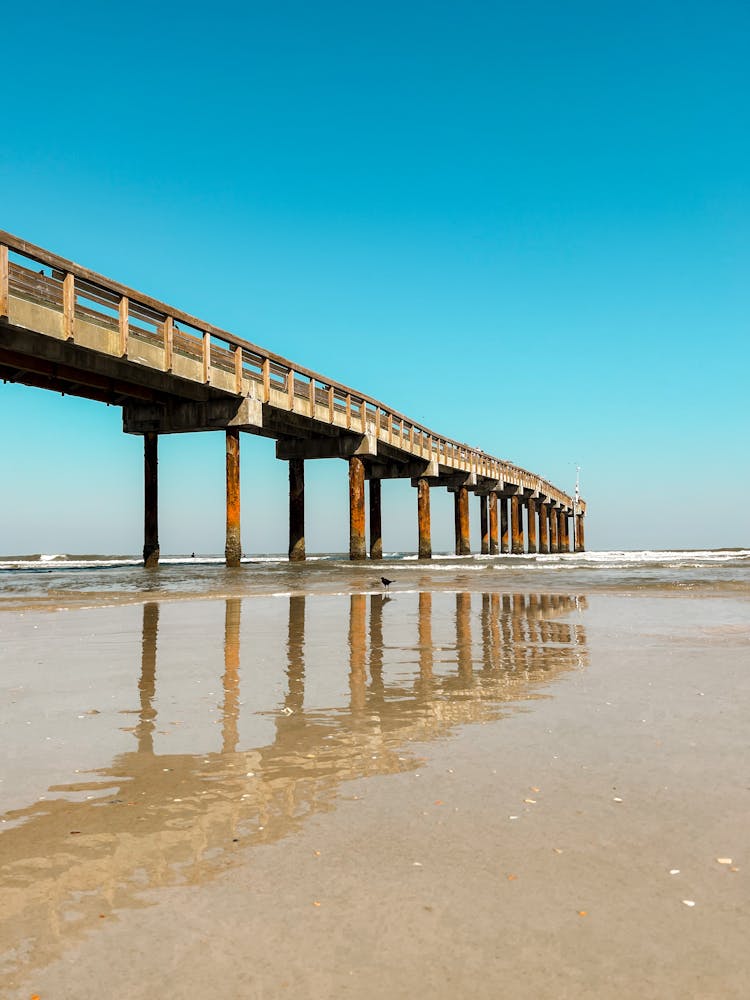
top-left (1, 548), bottom-right (749, 607)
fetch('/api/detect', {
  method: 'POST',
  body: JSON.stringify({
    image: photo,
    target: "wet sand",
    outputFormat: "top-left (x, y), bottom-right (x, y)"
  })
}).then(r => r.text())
top-left (1, 588), bottom-right (749, 998)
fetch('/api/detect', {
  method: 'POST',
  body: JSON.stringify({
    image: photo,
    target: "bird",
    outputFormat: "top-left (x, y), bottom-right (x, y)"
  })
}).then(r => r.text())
top-left (380, 576), bottom-right (394, 592)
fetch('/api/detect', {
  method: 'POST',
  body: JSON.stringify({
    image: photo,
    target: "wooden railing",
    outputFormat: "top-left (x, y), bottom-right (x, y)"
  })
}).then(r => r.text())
top-left (0, 230), bottom-right (581, 510)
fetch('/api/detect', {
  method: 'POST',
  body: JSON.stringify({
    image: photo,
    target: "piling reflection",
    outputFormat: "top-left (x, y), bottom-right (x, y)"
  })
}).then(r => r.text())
top-left (1, 590), bottom-right (588, 981)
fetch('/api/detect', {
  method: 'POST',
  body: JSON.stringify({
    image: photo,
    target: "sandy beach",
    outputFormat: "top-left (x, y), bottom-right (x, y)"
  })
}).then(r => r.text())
top-left (1, 581), bottom-right (749, 998)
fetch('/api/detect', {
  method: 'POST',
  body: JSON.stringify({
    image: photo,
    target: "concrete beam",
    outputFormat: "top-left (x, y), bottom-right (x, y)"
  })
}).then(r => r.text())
top-left (276, 433), bottom-right (377, 461)
top-left (124, 396), bottom-right (262, 435)
top-left (372, 458), bottom-right (439, 481)
top-left (474, 478), bottom-right (504, 496)
top-left (444, 472), bottom-right (478, 491)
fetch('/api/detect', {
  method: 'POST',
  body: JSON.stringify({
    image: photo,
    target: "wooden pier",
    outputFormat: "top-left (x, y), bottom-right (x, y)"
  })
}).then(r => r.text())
top-left (0, 230), bottom-right (586, 562)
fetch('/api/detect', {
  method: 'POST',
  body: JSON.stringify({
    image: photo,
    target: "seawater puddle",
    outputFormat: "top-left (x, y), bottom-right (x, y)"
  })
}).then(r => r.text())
top-left (0, 590), bottom-right (586, 983)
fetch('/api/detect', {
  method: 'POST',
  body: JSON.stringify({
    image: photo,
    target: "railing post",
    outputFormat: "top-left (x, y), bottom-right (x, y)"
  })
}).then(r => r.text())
top-left (202, 331), bottom-right (211, 383)
top-left (119, 296), bottom-right (129, 356)
top-left (63, 272), bottom-right (75, 341)
top-left (262, 358), bottom-right (271, 403)
top-left (163, 316), bottom-right (173, 371)
top-left (0, 244), bottom-right (8, 319)
top-left (234, 346), bottom-right (243, 394)
top-left (327, 384), bottom-right (334, 422)
top-left (287, 369), bottom-right (295, 411)
top-left (345, 394), bottom-right (352, 429)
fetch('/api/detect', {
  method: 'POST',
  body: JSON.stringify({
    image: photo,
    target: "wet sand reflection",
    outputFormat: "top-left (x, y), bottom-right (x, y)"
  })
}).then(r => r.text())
top-left (1, 590), bottom-right (587, 982)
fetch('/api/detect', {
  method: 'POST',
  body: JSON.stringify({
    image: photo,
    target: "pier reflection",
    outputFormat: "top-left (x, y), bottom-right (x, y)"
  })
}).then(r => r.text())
top-left (1, 590), bottom-right (587, 981)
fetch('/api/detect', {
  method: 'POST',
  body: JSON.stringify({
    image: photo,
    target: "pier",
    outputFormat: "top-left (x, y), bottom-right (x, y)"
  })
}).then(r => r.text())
top-left (1, 230), bottom-right (586, 562)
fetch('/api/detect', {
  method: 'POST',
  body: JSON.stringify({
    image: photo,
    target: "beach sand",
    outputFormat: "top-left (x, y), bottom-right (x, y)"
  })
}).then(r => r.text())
top-left (1, 587), bottom-right (748, 998)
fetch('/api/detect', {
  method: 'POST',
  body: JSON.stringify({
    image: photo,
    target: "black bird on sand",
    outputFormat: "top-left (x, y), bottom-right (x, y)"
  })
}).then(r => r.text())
top-left (381, 576), bottom-right (394, 592)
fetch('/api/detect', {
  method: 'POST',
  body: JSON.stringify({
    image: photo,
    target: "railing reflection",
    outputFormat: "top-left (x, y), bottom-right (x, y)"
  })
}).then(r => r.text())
top-left (1, 589), bottom-right (588, 980)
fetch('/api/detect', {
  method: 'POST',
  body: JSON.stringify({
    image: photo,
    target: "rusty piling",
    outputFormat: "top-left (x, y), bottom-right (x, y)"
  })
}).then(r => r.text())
top-left (539, 503), bottom-right (550, 554)
top-left (550, 505), bottom-right (559, 553)
top-left (500, 498), bottom-right (509, 553)
top-left (454, 486), bottom-right (470, 555)
top-left (225, 428), bottom-right (241, 567)
top-left (417, 478), bottom-right (432, 560)
top-left (349, 456), bottom-right (367, 560)
top-left (527, 497), bottom-right (537, 554)
top-left (511, 495), bottom-right (524, 554)
top-left (575, 513), bottom-right (585, 552)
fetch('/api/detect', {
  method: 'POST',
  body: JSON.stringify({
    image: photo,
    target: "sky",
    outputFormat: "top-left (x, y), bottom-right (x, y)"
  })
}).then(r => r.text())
top-left (1, 0), bottom-right (748, 554)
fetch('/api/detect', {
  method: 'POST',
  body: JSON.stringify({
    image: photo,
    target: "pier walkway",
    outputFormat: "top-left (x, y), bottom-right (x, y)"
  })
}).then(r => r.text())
top-left (0, 230), bottom-right (585, 564)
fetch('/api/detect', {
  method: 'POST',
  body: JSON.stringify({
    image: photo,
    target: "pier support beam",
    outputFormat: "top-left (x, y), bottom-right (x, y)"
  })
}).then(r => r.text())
top-left (417, 478), bottom-right (432, 560)
top-left (527, 497), bottom-right (538, 554)
top-left (349, 455), bottom-right (367, 561)
top-left (511, 495), bottom-right (524, 554)
top-left (454, 486), bottom-right (470, 555)
top-left (500, 498), bottom-right (509, 553)
top-left (550, 505), bottom-right (559, 553)
top-left (143, 432), bottom-right (159, 568)
top-left (488, 493), bottom-right (499, 555)
top-left (479, 495), bottom-right (489, 555)
top-left (288, 458), bottom-right (305, 562)
top-left (575, 513), bottom-right (585, 552)
top-left (225, 428), bottom-right (241, 567)
top-left (369, 479), bottom-right (382, 560)
top-left (538, 503), bottom-right (550, 554)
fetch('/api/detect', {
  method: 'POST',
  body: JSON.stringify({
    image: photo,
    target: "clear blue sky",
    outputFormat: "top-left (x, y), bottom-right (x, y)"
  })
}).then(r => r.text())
top-left (1, 0), bottom-right (748, 553)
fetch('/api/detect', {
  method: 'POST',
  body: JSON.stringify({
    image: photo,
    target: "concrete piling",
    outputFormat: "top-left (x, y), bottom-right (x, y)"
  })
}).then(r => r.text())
top-left (288, 457), bottom-right (305, 562)
top-left (369, 479), bottom-right (383, 560)
top-left (143, 432), bottom-right (159, 568)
